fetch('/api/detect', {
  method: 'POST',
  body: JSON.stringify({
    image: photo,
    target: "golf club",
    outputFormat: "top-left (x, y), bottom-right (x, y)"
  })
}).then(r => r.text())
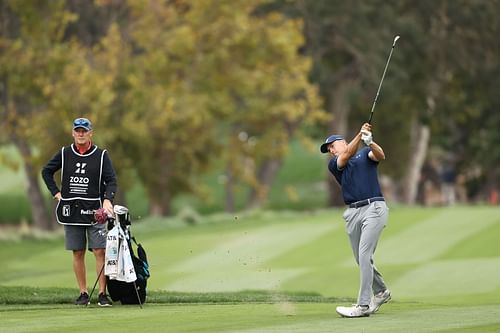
top-left (87, 264), bottom-right (105, 307)
top-left (368, 35), bottom-right (400, 124)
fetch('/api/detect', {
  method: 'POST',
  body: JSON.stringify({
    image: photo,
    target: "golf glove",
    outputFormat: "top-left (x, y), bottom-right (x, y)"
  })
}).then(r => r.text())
top-left (361, 130), bottom-right (373, 146)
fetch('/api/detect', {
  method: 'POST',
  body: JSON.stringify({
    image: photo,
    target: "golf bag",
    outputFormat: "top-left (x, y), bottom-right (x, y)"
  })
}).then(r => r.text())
top-left (105, 205), bottom-right (150, 305)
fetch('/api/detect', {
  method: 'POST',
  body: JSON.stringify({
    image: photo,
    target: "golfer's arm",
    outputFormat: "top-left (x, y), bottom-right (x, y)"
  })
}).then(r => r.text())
top-left (368, 142), bottom-right (385, 161)
top-left (337, 133), bottom-right (363, 168)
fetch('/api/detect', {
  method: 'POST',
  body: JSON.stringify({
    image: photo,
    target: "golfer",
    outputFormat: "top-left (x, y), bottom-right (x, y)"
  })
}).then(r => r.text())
top-left (42, 117), bottom-right (116, 306)
top-left (320, 122), bottom-right (391, 318)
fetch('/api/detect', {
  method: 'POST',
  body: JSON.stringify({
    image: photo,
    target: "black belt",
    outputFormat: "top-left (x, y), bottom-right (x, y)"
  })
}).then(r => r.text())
top-left (348, 197), bottom-right (385, 208)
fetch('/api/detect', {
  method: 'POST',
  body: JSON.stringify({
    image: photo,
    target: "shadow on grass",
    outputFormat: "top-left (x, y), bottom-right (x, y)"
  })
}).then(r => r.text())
top-left (0, 286), bottom-right (353, 305)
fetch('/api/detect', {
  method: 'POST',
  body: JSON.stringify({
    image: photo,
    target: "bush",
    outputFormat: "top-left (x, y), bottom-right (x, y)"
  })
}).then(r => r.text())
top-left (0, 193), bottom-right (32, 224)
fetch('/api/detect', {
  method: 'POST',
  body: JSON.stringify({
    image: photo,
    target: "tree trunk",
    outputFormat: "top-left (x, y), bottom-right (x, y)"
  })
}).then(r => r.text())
top-left (148, 152), bottom-right (171, 216)
top-left (224, 165), bottom-right (235, 213)
top-left (326, 78), bottom-right (358, 207)
top-left (149, 194), bottom-right (171, 216)
top-left (403, 119), bottom-right (431, 204)
top-left (246, 158), bottom-right (282, 209)
top-left (403, 80), bottom-right (441, 205)
top-left (13, 138), bottom-right (53, 230)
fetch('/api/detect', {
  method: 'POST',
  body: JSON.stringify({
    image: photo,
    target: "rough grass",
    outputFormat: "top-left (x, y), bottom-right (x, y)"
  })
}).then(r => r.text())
top-left (0, 286), bottom-right (341, 305)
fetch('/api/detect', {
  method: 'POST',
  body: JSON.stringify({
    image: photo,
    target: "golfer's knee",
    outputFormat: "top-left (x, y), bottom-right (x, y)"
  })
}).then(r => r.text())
top-left (358, 253), bottom-right (372, 267)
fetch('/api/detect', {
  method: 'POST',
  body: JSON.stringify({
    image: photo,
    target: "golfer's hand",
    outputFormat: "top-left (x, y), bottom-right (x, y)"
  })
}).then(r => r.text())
top-left (360, 123), bottom-right (373, 145)
top-left (361, 123), bottom-right (372, 133)
top-left (54, 192), bottom-right (62, 201)
top-left (361, 130), bottom-right (373, 146)
top-left (103, 199), bottom-right (113, 216)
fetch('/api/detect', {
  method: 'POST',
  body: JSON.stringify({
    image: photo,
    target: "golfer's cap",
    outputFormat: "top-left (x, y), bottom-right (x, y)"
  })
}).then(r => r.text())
top-left (73, 117), bottom-right (92, 131)
top-left (320, 134), bottom-right (344, 153)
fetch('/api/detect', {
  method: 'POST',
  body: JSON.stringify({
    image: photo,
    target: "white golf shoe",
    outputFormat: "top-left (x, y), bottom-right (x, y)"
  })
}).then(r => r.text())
top-left (335, 305), bottom-right (371, 318)
top-left (369, 289), bottom-right (391, 314)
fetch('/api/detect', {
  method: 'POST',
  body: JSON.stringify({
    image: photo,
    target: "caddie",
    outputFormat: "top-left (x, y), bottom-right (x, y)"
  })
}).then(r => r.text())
top-left (42, 117), bottom-right (116, 306)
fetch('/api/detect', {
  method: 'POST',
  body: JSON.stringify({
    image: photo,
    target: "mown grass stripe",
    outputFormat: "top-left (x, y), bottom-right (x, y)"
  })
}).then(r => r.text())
top-left (376, 207), bottom-right (499, 264)
top-left (392, 257), bottom-right (500, 298)
top-left (227, 305), bottom-right (500, 333)
top-left (166, 222), bottom-right (336, 292)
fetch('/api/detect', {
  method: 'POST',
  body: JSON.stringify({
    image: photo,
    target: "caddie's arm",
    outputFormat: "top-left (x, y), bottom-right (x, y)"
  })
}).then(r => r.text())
top-left (103, 199), bottom-right (113, 215)
top-left (101, 152), bottom-right (117, 215)
top-left (41, 150), bottom-right (62, 197)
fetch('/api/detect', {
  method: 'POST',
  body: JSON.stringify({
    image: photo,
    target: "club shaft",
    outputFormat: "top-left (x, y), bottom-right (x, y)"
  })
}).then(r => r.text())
top-left (368, 42), bottom-right (397, 124)
top-left (87, 264), bottom-right (105, 306)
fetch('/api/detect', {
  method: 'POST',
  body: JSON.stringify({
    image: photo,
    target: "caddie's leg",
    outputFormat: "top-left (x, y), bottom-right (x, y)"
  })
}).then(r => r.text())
top-left (357, 202), bottom-right (388, 305)
top-left (65, 225), bottom-right (88, 293)
top-left (73, 250), bottom-right (87, 293)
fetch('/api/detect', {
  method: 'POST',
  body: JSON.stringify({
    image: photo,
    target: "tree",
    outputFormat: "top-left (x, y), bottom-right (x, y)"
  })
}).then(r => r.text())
top-left (268, 0), bottom-right (406, 205)
top-left (395, 0), bottom-right (500, 203)
top-left (271, 0), bottom-right (500, 206)
top-left (198, 1), bottom-right (325, 210)
top-left (0, 0), bottom-right (77, 229)
top-left (112, 0), bottom-right (324, 214)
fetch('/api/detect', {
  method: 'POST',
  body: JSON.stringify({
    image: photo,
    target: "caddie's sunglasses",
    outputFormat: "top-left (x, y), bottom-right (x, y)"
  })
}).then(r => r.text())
top-left (73, 118), bottom-right (90, 128)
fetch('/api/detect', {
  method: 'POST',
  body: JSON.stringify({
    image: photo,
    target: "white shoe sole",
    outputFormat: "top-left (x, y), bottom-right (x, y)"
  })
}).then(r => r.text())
top-left (336, 307), bottom-right (370, 318)
top-left (98, 303), bottom-right (112, 307)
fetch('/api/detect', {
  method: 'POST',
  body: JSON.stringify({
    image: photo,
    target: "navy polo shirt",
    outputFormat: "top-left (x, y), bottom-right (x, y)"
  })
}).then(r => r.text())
top-left (328, 147), bottom-right (383, 205)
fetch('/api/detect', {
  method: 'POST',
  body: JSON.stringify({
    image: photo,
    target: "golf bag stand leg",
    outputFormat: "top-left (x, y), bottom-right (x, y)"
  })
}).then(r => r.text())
top-left (88, 264), bottom-right (105, 306)
top-left (133, 280), bottom-right (143, 308)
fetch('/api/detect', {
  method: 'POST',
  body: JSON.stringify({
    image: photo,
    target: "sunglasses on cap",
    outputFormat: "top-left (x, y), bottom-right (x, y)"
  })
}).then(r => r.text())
top-left (73, 117), bottom-right (92, 131)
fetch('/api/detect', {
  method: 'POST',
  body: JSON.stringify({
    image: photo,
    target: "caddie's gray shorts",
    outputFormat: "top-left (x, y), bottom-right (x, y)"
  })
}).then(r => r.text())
top-left (64, 224), bottom-right (107, 251)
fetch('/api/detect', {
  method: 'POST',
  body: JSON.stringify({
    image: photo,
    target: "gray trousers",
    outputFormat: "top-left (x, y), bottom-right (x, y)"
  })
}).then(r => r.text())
top-left (343, 200), bottom-right (388, 306)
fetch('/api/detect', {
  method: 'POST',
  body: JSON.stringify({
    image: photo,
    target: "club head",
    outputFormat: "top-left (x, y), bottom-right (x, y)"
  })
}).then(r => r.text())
top-left (114, 205), bottom-right (131, 226)
top-left (392, 35), bottom-right (400, 47)
top-left (113, 205), bottom-right (129, 215)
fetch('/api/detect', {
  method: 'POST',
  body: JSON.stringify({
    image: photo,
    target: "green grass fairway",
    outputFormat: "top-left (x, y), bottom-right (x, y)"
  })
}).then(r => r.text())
top-left (1, 206), bottom-right (500, 332)
top-left (2, 303), bottom-right (500, 333)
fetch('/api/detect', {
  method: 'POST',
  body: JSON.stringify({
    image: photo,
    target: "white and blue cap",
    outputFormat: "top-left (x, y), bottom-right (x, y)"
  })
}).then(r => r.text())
top-left (73, 117), bottom-right (92, 131)
top-left (320, 134), bottom-right (344, 153)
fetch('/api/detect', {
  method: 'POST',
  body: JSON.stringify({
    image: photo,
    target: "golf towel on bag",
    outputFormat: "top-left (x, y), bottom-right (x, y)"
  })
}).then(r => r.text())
top-left (105, 224), bottom-right (136, 283)
top-left (116, 227), bottom-right (137, 283)
top-left (105, 225), bottom-right (119, 278)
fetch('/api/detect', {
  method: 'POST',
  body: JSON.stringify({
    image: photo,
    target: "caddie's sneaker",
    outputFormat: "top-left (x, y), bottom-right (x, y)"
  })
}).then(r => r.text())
top-left (75, 292), bottom-right (90, 305)
top-left (336, 305), bottom-right (370, 318)
top-left (369, 289), bottom-right (391, 314)
top-left (98, 292), bottom-right (112, 307)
